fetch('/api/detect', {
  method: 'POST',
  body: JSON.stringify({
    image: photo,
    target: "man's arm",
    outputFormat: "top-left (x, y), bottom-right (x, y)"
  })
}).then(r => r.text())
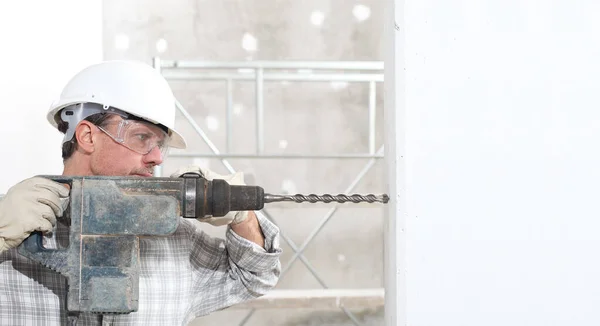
top-left (230, 211), bottom-right (265, 248)
top-left (182, 211), bottom-right (282, 317)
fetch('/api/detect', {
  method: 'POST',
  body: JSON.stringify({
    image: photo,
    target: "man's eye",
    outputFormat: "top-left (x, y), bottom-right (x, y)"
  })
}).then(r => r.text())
top-left (135, 133), bottom-right (151, 141)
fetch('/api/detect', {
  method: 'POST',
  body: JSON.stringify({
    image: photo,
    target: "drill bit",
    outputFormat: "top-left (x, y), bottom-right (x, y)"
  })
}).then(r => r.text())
top-left (263, 193), bottom-right (390, 204)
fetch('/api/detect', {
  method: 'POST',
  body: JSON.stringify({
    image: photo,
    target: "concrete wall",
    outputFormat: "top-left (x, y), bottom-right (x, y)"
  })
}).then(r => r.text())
top-left (101, 1), bottom-right (386, 325)
top-left (402, 0), bottom-right (600, 325)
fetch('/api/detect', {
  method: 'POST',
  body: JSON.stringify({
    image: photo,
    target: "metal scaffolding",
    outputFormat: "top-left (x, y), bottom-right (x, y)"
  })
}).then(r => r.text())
top-left (152, 57), bottom-right (385, 326)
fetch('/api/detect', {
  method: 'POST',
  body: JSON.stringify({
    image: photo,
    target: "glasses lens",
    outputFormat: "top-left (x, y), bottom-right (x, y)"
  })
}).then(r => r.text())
top-left (123, 122), bottom-right (167, 153)
top-left (101, 119), bottom-right (170, 157)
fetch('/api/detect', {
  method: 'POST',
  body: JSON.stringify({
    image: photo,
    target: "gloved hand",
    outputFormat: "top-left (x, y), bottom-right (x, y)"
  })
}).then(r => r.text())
top-left (170, 165), bottom-right (250, 226)
top-left (0, 177), bottom-right (70, 253)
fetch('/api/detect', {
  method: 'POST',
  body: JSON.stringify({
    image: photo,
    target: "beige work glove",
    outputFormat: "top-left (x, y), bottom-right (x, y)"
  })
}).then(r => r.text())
top-left (170, 165), bottom-right (249, 226)
top-left (0, 177), bottom-right (70, 253)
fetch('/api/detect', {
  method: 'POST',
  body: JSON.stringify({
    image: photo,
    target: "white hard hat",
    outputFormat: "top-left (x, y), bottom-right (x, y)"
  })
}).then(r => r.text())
top-left (47, 60), bottom-right (186, 149)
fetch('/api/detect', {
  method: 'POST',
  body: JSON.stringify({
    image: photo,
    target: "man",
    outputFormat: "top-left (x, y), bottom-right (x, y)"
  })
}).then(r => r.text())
top-left (0, 60), bottom-right (282, 325)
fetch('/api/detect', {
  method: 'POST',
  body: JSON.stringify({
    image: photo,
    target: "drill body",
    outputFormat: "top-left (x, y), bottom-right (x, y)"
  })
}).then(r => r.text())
top-left (16, 174), bottom-right (387, 314)
top-left (17, 175), bottom-right (264, 314)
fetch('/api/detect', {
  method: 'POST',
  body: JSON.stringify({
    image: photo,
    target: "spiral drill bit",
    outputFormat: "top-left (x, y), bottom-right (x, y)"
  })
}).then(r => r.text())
top-left (263, 193), bottom-right (390, 204)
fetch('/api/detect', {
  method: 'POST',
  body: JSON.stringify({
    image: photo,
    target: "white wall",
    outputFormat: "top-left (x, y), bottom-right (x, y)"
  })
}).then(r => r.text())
top-left (0, 0), bottom-right (103, 193)
top-left (400, 0), bottom-right (600, 325)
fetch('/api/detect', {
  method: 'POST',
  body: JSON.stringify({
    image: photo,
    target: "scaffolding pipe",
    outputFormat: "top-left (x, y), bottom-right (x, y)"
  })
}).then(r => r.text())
top-left (255, 68), bottom-right (264, 154)
top-left (169, 153), bottom-right (384, 159)
top-left (369, 81), bottom-right (377, 155)
top-left (159, 60), bottom-right (384, 70)
top-left (160, 72), bottom-right (384, 82)
top-left (226, 79), bottom-right (233, 153)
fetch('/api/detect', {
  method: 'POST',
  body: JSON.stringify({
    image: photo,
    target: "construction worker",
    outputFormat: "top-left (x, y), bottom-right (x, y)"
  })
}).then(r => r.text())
top-left (0, 60), bottom-right (282, 325)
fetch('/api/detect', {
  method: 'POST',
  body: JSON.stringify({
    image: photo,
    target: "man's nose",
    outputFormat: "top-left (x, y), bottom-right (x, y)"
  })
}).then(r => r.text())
top-left (143, 146), bottom-right (164, 166)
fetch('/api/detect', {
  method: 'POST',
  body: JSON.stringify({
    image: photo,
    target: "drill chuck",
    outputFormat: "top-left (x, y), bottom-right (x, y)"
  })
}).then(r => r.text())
top-left (181, 173), bottom-right (265, 218)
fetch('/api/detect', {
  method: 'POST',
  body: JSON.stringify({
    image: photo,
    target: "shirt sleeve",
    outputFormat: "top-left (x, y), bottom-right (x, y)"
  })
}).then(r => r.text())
top-left (186, 213), bottom-right (282, 317)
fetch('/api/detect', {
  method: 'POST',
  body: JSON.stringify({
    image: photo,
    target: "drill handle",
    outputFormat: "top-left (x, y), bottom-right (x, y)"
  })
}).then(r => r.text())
top-left (18, 175), bottom-right (73, 271)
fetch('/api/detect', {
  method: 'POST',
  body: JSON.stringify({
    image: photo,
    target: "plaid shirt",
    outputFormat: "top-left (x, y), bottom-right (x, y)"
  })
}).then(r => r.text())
top-left (0, 215), bottom-right (282, 325)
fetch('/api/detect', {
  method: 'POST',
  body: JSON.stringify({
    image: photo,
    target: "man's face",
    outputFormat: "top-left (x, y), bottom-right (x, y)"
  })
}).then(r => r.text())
top-left (89, 115), bottom-right (166, 177)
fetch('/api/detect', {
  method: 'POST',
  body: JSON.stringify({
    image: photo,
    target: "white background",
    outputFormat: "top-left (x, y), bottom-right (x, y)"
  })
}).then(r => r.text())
top-left (0, 0), bottom-right (102, 193)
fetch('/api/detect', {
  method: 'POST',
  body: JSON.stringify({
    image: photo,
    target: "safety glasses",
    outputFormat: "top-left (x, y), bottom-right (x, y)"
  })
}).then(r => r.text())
top-left (96, 118), bottom-right (170, 159)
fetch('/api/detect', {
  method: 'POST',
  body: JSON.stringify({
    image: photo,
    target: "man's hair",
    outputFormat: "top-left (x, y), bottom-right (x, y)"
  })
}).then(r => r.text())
top-left (58, 113), bottom-right (113, 160)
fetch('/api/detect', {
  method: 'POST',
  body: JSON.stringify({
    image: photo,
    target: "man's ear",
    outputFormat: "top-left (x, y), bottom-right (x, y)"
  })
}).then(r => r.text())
top-left (74, 121), bottom-right (96, 154)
